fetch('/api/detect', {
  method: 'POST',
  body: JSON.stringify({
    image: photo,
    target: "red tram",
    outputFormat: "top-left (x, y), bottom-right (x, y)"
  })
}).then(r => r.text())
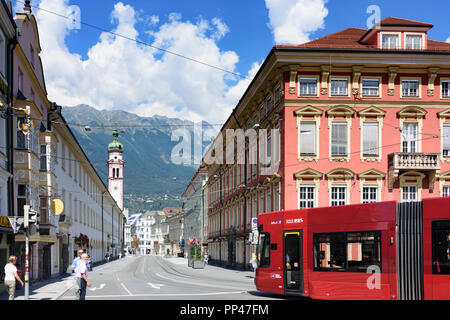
top-left (254, 197), bottom-right (450, 300)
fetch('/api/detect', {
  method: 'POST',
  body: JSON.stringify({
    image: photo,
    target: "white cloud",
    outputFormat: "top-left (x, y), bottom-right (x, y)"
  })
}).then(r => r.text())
top-left (447, 37), bottom-right (450, 43)
top-left (33, 0), bottom-right (258, 124)
top-left (265, 0), bottom-right (328, 45)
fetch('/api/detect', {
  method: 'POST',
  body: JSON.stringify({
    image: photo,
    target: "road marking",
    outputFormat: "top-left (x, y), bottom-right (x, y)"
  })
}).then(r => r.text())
top-left (88, 283), bottom-right (106, 291)
top-left (120, 283), bottom-right (132, 295)
top-left (147, 282), bottom-right (165, 289)
top-left (61, 290), bottom-right (247, 299)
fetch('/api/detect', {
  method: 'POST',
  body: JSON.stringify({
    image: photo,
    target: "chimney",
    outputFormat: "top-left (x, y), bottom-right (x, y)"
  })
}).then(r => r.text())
top-left (24, 0), bottom-right (32, 14)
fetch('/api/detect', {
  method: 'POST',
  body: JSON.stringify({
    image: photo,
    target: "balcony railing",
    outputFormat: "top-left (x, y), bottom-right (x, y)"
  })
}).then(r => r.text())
top-left (388, 152), bottom-right (441, 171)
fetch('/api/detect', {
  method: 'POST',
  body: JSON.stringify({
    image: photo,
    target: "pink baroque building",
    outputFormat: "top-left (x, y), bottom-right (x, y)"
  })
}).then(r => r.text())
top-left (203, 17), bottom-right (450, 270)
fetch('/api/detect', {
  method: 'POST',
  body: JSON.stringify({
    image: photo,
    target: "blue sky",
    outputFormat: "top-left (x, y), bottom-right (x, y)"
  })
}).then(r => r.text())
top-left (59, 0), bottom-right (450, 74)
top-left (13, 0), bottom-right (450, 123)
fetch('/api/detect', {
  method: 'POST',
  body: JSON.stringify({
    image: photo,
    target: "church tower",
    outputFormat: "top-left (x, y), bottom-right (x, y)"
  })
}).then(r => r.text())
top-left (107, 129), bottom-right (124, 210)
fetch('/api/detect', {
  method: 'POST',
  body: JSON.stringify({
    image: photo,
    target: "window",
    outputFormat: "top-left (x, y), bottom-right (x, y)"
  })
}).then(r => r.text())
top-left (299, 78), bottom-right (317, 96)
top-left (382, 35), bottom-right (398, 49)
top-left (266, 95), bottom-right (273, 112)
top-left (443, 124), bottom-right (450, 157)
top-left (266, 189), bottom-right (272, 212)
top-left (313, 231), bottom-right (382, 272)
top-left (362, 186), bottom-right (378, 203)
top-left (331, 122), bottom-right (347, 156)
top-left (299, 185), bottom-right (315, 209)
top-left (30, 45), bottom-right (35, 68)
top-left (330, 78), bottom-right (348, 96)
top-left (257, 233), bottom-right (270, 268)
top-left (259, 105), bottom-right (265, 122)
top-left (362, 79), bottom-right (380, 97)
top-left (442, 186), bottom-right (450, 197)
top-left (299, 122), bottom-right (316, 155)
top-left (402, 123), bottom-right (417, 153)
top-left (40, 145), bottom-right (48, 171)
top-left (443, 81), bottom-right (450, 98)
top-left (402, 80), bottom-right (419, 97)
top-left (16, 117), bottom-right (26, 149)
top-left (0, 32), bottom-right (5, 77)
top-left (402, 186), bottom-right (417, 202)
top-left (40, 197), bottom-right (48, 224)
top-left (432, 220), bottom-right (450, 275)
top-left (273, 186), bottom-right (280, 211)
top-left (274, 85), bottom-right (281, 105)
top-left (362, 122), bottom-right (379, 156)
top-left (331, 186), bottom-right (346, 206)
top-left (405, 35), bottom-right (422, 50)
top-left (17, 184), bottom-right (27, 217)
top-left (18, 69), bottom-right (23, 92)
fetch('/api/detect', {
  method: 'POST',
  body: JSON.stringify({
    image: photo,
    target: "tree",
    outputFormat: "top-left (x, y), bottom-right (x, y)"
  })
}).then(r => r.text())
top-left (131, 234), bottom-right (140, 254)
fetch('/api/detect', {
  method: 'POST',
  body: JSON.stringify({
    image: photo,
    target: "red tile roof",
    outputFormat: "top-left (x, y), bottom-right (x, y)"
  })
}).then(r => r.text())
top-left (377, 17), bottom-right (433, 27)
top-left (274, 18), bottom-right (450, 52)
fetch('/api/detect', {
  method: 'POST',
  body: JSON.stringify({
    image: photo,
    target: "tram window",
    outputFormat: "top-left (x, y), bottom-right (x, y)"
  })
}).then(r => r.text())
top-left (346, 232), bottom-right (381, 272)
top-left (258, 233), bottom-right (271, 268)
top-left (313, 231), bottom-right (382, 273)
top-left (432, 220), bottom-right (450, 275)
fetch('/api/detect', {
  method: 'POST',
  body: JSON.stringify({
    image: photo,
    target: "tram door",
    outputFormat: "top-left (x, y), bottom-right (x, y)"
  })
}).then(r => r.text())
top-left (283, 230), bottom-right (304, 294)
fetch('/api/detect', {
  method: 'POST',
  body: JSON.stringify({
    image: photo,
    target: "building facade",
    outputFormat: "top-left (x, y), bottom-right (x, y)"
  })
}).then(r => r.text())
top-left (6, 2), bottom-right (124, 281)
top-left (0, 0), bottom-right (17, 294)
top-left (52, 116), bottom-right (124, 272)
top-left (181, 166), bottom-right (208, 259)
top-left (164, 208), bottom-right (183, 256)
top-left (203, 17), bottom-right (450, 270)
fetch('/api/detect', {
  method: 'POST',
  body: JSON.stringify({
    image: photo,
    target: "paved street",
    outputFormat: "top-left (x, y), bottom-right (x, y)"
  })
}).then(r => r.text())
top-left (54, 255), bottom-right (283, 300)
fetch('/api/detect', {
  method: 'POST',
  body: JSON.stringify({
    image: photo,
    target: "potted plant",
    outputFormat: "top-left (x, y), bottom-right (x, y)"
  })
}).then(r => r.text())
top-left (192, 245), bottom-right (205, 269)
top-left (188, 245), bottom-right (195, 267)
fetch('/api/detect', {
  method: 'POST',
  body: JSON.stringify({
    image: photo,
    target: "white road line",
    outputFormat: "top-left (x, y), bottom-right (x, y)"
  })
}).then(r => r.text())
top-left (120, 283), bottom-right (132, 296)
top-left (148, 283), bottom-right (165, 289)
top-left (62, 291), bottom-right (247, 299)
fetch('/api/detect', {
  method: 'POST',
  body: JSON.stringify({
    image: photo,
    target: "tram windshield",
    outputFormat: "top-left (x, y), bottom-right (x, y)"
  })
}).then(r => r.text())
top-left (258, 233), bottom-right (270, 268)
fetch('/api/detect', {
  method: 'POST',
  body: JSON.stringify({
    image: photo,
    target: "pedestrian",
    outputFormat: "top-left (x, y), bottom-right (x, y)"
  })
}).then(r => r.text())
top-left (87, 254), bottom-right (93, 271)
top-left (75, 253), bottom-right (91, 300)
top-left (72, 249), bottom-right (84, 299)
top-left (105, 252), bottom-right (110, 263)
top-left (3, 255), bottom-right (24, 300)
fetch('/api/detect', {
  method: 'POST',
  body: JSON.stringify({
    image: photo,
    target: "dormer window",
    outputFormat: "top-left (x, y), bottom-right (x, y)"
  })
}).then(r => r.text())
top-left (405, 34), bottom-right (423, 50)
top-left (382, 34), bottom-right (399, 49)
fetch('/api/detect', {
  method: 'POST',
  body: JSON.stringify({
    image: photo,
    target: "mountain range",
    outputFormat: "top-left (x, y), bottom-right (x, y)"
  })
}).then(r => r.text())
top-left (61, 104), bottom-right (216, 212)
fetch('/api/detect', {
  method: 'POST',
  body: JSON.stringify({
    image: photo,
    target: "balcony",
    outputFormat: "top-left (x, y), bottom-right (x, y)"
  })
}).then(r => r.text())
top-left (388, 152), bottom-right (440, 191)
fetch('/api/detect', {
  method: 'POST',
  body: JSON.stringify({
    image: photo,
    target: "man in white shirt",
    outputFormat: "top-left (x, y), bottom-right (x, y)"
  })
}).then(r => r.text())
top-left (4, 256), bottom-right (24, 300)
top-left (75, 253), bottom-right (91, 300)
top-left (72, 249), bottom-right (84, 299)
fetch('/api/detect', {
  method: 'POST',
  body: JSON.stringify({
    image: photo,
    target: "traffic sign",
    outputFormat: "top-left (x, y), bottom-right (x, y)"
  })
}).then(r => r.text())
top-left (251, 217), bottom-right (258, 231)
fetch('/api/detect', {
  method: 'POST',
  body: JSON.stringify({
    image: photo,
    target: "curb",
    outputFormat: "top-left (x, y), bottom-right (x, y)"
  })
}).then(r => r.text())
top-left (54, 276), bottom-right (76, 300)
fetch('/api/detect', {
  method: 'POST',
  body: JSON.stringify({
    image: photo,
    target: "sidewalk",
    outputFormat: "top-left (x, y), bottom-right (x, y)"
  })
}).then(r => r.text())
top-left (0, 257), bottom-right (125, 301)
top-left (0, 273), bottom-right (76, 300)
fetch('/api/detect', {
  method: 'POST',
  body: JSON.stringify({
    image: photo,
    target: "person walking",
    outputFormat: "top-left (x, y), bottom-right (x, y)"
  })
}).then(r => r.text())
top-left (3, 256), bottom-right (24, 300)
top-left (86, 254), bottom-right (93, 271)
top-left (75, 253), bottom-right (91, 300)
top-left (105, 252), bottom-right (110, 263)
top-left (71, 249), bottom-right (84, 299)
